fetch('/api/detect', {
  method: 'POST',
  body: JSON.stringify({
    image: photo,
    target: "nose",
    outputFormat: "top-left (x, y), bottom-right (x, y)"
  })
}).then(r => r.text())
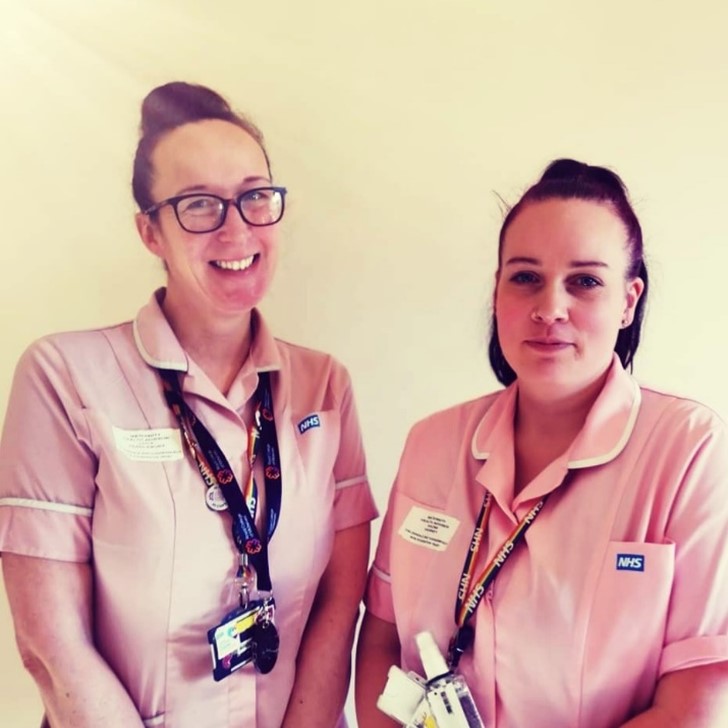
top-left (217, 200), bottom-right (253, 239)
top-left (531, 284), bottom-right (568, 324)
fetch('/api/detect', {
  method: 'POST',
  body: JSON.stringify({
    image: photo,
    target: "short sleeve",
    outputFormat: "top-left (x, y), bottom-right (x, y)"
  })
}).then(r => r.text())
top-left (331, 365), bottom-right (378, 531)
top-left (0, 338), bottom-right (97, 562)
top-left (364, 413), bottom-right (448, 624)
top-left (364, 421), bottom-right (421, 625)
top-left (658, 414), bottom-right (728, 675)
top-left (364, 481), bottom-right (397, 623)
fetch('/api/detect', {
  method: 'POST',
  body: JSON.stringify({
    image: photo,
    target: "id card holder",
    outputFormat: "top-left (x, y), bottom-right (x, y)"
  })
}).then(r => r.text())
top-left (207, 601), bottom-right (261, 682)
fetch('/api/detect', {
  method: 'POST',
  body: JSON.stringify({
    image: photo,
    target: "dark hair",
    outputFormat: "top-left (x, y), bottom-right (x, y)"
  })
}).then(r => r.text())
top-left (132, 81), bottom-right (271, 212)
top-left (488, 158), bottom-right (649, 385)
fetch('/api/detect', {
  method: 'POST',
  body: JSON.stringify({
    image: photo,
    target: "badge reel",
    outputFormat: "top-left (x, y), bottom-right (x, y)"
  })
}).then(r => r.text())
top-left (207, 555), bottom-right (280, 681)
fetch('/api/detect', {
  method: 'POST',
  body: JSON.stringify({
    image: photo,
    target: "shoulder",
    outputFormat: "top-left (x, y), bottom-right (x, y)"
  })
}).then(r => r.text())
top-left (638, 385), bottom-right (726, 441)
top-left (630, 385), bottom-right (728, 487)
top-left (404, 390), bottom-right (504, 453)
top-left (12, 322), bottom-right (134, 399)
top-left (390, 391), bottom-right (505, 505)
top-left (274, 337), bottom-right (351, 381)
top-left (271, 337), bottom-right (357, 411)
top-left (18, 321), bottom-right (132, 370)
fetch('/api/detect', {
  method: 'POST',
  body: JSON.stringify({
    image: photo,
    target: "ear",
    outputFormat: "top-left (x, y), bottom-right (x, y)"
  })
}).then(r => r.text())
top-left (621, 277), bottom-right (645, 327)
top-left (492, 268), bottom-right (502, 311)
top-left (135, 212), bottom-right (164, 259)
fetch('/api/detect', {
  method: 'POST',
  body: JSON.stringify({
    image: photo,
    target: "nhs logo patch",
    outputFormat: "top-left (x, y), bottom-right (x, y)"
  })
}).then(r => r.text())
top-left (616, 553), bottom-right (645, 572)
top-left (297, 414), bottom-right (321, 434)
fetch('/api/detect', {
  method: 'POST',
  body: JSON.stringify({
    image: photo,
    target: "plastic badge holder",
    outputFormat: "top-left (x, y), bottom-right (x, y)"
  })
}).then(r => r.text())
top-left (416, 631), bottom-right (486, 728)
top-left (377, 665), bottom-right (428, 724)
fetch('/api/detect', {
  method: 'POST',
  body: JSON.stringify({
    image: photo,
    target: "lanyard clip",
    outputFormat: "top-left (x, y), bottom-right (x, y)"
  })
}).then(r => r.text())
top-left (236, 554), bottom-right (255, 608)
top-left (447, 624), bottom-right (474, 670)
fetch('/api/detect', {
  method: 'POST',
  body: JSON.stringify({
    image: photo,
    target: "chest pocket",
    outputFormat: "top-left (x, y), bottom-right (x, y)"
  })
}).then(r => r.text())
top-left (579, 540), bottom-right (675, 723)
top-left (266, 410), bottom-right (341, 610)
top-left (290, 409), bottom-right (340, 484)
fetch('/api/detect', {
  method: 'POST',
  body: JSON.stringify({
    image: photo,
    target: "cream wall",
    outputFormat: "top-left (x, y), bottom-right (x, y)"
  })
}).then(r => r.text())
top-left (1, 1), bottom-right (727, 725)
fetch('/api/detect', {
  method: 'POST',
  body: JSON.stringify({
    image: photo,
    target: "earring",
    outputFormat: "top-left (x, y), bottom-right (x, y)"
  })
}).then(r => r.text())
top-left (621, 316), bottom-right (629, 328)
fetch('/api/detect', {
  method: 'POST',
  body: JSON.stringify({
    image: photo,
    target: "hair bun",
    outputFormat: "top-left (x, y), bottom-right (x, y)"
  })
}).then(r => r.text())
top-left (540, 158), bottom-right (628, 198)
top-left (140, 82), bottom-right (234, 137)
top-left (539, 158), bottom-right (586, 182)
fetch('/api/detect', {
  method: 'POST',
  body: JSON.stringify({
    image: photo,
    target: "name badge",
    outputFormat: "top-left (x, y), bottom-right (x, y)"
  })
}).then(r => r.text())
top-left (208, 603), bottom-right (259, 681)
top-left (398, 506), bottom-right (460, 552)
top-left (113, 426), bottom-right (183, 462)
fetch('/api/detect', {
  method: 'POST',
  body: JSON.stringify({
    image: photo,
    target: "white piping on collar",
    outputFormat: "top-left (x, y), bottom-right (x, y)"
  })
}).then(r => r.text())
top-left (567, 377), bottom-right (641, 469)
top-left (471, 427), bottom-right (490, 460)
top-left (470, 377), bottom-right (642, 468)
top-left (132, 317), bottom-right (187, 372)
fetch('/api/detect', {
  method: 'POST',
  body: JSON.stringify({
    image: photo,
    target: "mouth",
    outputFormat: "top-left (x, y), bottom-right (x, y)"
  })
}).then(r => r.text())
top-left (527, 338), bottom-right (570, 346)
top-left (525, 338), bottom-right (573, 351)
top-left (211, 255), bottom-right (258, 271)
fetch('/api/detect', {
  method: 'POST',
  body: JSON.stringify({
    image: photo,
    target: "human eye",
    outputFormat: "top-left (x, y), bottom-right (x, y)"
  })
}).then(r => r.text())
top-left (178, 195), bottom-right (220, 216)
top-left (241, 188), bottom-right (273, 205)
top-left (509, 270), bottom-right (540, 285)
top-left (569, 274), bottom-right (603, 289)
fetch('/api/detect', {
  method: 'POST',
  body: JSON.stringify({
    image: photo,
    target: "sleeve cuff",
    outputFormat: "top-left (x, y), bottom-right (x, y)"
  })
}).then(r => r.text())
top-left (364, 563), bottom-right (396, 623)
top-left (0, 500), bottom-right (92, 562)
top-left (659, 635), bottom-right (728, 676)
top-left (333, 477), bottom-right (379, 531)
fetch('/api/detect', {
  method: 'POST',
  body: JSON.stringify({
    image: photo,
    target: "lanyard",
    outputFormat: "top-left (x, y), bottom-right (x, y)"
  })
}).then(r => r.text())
top-left (447, 478), bottom-right (567, 669)
top-left (159, 369), bottom-right (282, 594)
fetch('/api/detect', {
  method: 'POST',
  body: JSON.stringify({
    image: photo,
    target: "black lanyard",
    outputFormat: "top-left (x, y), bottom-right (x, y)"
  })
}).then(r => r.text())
top-left (447, 475), bottom-right (570, 669)
top-left (159, 369), bottom-right (282, 593)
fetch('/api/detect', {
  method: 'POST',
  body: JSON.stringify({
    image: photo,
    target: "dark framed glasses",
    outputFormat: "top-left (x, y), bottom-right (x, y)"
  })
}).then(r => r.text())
top-left (144, 186), bottom-right (287, 233)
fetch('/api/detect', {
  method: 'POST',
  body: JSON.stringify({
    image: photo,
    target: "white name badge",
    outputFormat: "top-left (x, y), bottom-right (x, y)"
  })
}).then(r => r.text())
top-left (398, 506), bottom-right (460, 551)
top-left (113, 426), bottom-right (184, 462)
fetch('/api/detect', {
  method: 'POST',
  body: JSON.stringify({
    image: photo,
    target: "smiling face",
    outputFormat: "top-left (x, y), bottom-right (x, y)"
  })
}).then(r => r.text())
top-left (494, 198), bottom-right (644, 400)
top-left (136, 118), bottom-right (279, 328)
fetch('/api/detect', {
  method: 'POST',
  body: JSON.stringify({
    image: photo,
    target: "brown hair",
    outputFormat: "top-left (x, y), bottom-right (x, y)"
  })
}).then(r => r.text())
top-left (131, 81), bottom-right (270, 212)
top-left (489, 159), bottom-right (649, 385)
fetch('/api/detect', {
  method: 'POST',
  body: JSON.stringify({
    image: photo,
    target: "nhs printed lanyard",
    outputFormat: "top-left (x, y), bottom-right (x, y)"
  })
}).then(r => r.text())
top-left (159, 369), bottom-right (282, 593)
top-left (447, 480), bottom-right (566, 669)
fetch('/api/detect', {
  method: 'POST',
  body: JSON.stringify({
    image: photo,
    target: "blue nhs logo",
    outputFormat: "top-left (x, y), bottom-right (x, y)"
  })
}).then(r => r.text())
top-left (297, 414), bottom-right (321, 434)
top-left (616, 553), bottom-right (645, 572)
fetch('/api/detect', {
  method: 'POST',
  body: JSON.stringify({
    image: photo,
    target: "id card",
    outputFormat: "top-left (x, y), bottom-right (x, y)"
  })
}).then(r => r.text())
top-left (207, 602), bottom-right (260, 682)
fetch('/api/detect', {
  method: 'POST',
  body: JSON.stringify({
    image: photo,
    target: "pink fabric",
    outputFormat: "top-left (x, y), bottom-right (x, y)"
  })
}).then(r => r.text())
top-left (0, 290), bottom-right (377, 728)
top-left (366, 357), bottom-right (728, 727)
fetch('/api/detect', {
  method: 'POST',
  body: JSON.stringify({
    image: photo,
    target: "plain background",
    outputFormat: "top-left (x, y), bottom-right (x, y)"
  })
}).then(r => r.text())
top-left (1, 1), bottom-right (727, 725)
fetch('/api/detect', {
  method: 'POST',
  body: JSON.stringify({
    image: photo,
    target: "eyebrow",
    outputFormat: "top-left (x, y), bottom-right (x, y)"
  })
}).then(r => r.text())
top-left (175, 175), bottom-right (271, 195)
top-left (503, 256), bottom-right (609, 268)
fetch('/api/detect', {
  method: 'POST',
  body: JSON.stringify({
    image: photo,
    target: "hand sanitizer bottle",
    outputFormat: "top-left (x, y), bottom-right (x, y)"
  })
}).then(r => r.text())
top-left (416, 631), bottom-right (486, 728)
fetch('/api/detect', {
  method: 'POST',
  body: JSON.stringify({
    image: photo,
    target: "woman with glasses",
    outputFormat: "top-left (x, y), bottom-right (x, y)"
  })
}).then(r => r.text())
top-left (0, 82), bottom-right (377, 728)
top-left (356, 160), bottom-right (728, 727)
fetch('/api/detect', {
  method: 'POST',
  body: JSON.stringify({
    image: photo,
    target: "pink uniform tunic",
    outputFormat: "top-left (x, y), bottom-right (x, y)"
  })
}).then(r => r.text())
top-left (0, 290), bottom-right (377, 728)
top-left (366, 356), bottom-right (728, 727)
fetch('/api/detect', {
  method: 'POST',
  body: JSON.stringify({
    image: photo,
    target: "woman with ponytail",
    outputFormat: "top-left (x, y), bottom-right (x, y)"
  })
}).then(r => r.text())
top-left (356, 160), bottom-right (728, 727)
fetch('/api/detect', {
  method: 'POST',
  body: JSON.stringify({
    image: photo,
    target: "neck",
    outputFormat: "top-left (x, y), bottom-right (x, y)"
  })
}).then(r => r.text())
top-left (513, 372), bottom-right (608, 494)
top-left (516, 385), bottom-right (597, 441)
top-left (161, 288), bottom-right (253, 394)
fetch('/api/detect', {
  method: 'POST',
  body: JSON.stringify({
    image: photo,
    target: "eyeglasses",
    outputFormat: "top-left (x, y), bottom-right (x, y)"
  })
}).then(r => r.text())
top-left (144, 186), bottom-right (287, 233)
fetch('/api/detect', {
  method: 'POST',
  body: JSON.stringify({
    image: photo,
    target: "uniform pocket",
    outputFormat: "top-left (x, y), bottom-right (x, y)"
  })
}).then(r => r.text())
top-left (290, 409), bottom-right (341, 483)
top-left (588, 540), bottom-right (674, 641)
top-left (581, 540), bottom-right (675, 711)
